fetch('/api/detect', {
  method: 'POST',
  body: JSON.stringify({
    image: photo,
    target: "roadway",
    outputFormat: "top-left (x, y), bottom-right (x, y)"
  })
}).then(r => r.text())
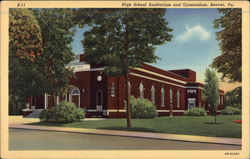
top-left (9, 128), bottom-right (241, 150)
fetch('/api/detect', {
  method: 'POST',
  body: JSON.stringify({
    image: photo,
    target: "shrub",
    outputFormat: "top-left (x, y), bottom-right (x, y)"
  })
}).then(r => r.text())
top-left (226, 103), bottom-right (242, 110)
top-left (184, 107), bottom-right (207, 116)
top-left (222, 106), bottom-right (241, 115)
top-left (130, 96), bottom-right (157, 119)
top-left (39, 101), bottom-right (85, 123)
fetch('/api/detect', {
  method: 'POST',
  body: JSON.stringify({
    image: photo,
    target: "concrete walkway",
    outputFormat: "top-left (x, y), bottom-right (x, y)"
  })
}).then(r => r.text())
top-left (9, 123), bottom-right (241, 146)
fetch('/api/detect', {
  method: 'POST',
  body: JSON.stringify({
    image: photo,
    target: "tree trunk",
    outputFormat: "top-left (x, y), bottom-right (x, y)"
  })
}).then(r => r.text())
top-left (51, 92), bottom-right (57, 107)
top-left (30, 96), bottom-right (33, 106)
top-left (125, 71), bottom-right (131, 128)
top-left (214, 109), bottom-right (217, 124)
top-left (215, 114), bottom-right (217, 124)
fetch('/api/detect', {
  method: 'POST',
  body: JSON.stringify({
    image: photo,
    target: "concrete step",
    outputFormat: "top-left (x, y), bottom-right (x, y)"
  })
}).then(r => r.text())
top-left (24, 109), bottom-right (43, 118)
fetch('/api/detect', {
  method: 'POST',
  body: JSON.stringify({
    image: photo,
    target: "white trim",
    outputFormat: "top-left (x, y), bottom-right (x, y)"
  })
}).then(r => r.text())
top-left (173, 110), bottom-right (185, 112)
top-left (157, 110), bottom-right (169, 112)
top-left (56, 96), bottom-right (59, 105)
top-left (186, 86), bottom-right (203, 90)
top-left (86, 109), bottom-right (185, 113)
top-left (73, 67), bottom-right (105, 72)
top-left (157, 110), bottom-right (185, 113)
top-left (87, 109), bottom-right (98, 112)
top-left (44, 93), bottom-right (47, 109)
top-left (130, 72), bottom-right (186, 88)
top-left (108, 109), bottom-right (126, 113)
top-left (133, 68), bottom-right (187, 84)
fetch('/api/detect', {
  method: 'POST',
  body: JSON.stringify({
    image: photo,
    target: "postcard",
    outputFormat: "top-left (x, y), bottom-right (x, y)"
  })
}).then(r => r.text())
top-left (1, 1), bottom-right (249, 159)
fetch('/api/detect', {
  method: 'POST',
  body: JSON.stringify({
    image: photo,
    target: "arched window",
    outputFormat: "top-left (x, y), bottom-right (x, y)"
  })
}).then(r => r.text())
top-left (177, 89), bottom-right (180, 107)
top-left (151, 85), bottom-right (155, 104)
top-left (169, 88), bottom-right (173, 104)
top-left (111, 83), bottom-right (115, 97)
top-left (161, 87), bottom-right (165, 107)
top-left (128, 81), bottom-right (132, 95)
top-left (70, 87), bottom-right (80, 107)
top-left (139, 82), bottom-right (144, 98)
top-left (71, 88), bottom-right (80, 95)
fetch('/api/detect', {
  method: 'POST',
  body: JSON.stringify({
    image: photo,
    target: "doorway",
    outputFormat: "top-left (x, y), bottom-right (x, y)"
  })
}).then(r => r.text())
top-left (96, 90), bottom-right (103, 111)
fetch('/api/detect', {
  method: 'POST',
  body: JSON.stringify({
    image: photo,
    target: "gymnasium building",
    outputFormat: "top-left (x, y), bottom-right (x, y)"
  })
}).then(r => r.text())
top-left (25, 54), bottom-right (225, 118)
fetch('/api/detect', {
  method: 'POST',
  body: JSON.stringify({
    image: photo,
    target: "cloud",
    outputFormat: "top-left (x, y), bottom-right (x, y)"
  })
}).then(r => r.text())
top-left (176, 25), bottom-right (211, 42)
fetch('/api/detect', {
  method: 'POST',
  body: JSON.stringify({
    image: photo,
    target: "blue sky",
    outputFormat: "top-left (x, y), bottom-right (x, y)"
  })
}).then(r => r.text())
top-left (71, 9), bottom-right (239, 91)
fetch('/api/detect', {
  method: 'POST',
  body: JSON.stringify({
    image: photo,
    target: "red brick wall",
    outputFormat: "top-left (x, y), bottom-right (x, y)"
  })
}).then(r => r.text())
top-left (169, 69), bottom-right (196, 82)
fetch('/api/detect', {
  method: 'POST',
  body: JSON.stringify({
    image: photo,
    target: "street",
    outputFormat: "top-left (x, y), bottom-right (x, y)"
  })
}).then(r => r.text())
top-left (9, 128), bottom-right (241, 150)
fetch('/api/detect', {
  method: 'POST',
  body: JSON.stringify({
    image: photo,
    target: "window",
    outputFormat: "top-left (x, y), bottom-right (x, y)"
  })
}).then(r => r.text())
top-left (70, 88), bottom-right (80, 107)
top-left (161, 87), bottom-right (165, 106)
top-left (139, 82), bottom-right (144, 98)
top-left (71, 88), bottom-right (80, 95)
top-left (169, 88), bottom-right (173, 104)
top-left (128, 81), bottom-right (132, 95)
top-left (151, 85), bottom-right (155, 104)
top-left (221, 96), bottom-right (223, 105)
top-left (177, 89), bottom-right (180, 107)
top-left (111, 83), bottom-right (115, 97)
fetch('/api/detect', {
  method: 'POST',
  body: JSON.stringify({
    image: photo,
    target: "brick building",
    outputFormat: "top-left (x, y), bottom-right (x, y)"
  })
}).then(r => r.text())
top-left (27, 54), bottom-right (224, 118)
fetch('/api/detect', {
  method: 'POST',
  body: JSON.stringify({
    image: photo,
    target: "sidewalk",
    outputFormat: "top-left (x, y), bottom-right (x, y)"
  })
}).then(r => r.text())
top-left (9, 122), bottom-right (241, 146)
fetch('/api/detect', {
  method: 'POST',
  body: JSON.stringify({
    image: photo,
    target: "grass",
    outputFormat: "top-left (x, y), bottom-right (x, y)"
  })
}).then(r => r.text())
top-left (29, 115), bottom-right (242, 138)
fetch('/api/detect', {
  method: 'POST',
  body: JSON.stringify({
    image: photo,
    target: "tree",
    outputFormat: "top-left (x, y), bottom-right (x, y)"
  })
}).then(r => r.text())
top-left (34, 9), bottom-right (76, 107)
top-left (212, 9), bottom-right (242, 83)
top-left (81, 9), bottom-right (172, 127)
top-left (9, 9), bottom-right (44, 114)
top-left (9, 9), bottom-right (43, 61)
top-left (224, 86), bottom-right (242, 109)
top-left (202, 68), bottom-right (219, 124)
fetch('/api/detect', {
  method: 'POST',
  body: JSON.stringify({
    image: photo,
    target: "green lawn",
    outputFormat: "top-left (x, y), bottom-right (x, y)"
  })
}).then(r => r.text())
top-left (30, 115), bottom-right (242, 138)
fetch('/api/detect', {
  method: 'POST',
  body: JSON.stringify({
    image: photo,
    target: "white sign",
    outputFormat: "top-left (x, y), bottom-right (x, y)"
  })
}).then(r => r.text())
top-left (96, 105), bottom-right (102, 111)
top-left (187, 89), bottom-right (196, 94)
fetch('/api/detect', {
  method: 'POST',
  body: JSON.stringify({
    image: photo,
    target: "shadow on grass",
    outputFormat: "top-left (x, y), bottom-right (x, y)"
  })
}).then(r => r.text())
top-left (96, 127), bottom-right (158, 133)
top-left (204, 122), bottom-right (223, 124)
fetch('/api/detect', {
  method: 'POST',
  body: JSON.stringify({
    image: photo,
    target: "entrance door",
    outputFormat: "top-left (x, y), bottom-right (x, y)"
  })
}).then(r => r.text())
top-left (188, 98), bottom-right (196, 109)
top-left (96, 90), bottom-right (103, 111)
top-left (70, 88), bottom-right (80, 107)
top-left (72, 95), bottom-right (79, 107)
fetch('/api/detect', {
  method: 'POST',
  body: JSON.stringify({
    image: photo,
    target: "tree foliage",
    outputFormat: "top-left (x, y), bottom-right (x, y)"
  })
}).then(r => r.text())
top-left (82, 9), bottom-right (172, 74)
top-left (80, 9), bottom-right (172, 127)
top-left (34, 9), bottom-right (76, 107)
top-left (9, 9), bottom-right (43, 61)
top-left (212, 9), bottom-right (242, 82)
top-left (202, 68), bottom-right (219, 123)
top-left (9, 9), bottom-right (44, 114)
top-left (224, 86), bottom-right (242, 109)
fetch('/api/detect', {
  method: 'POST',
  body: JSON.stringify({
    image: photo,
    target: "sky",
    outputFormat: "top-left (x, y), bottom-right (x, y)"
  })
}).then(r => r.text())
top-left (71, 8), bottom-right (240, 92)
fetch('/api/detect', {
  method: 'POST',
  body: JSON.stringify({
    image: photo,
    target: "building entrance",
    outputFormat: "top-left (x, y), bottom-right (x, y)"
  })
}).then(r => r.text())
top-left (96, 90), bottom-right (103, 111)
